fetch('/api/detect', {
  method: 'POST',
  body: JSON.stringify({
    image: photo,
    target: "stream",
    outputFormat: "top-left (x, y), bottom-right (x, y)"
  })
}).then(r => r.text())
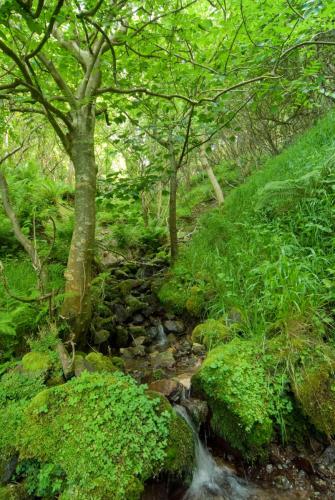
top-left (95, 258), bottom-right (335, 499)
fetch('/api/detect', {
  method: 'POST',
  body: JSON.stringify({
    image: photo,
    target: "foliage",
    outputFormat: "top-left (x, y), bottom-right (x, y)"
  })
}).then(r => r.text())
top-left (18, 371), bottom-right (193, 499)
top-left (162, 112), bottom-right (335, 337)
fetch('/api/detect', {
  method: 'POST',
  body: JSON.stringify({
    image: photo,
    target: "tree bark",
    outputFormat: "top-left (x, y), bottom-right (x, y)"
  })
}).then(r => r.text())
top-left (168, 143), bottom-right (178, 263)
top-left (0, 169), bottom-right (46, 288)
top-left (200, 144), bottom-right (224, 205)
top-left (61, 105), bottom-right (97, 344)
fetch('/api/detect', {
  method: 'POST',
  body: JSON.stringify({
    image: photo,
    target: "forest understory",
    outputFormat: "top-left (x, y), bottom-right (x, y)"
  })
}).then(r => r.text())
top-left (1, 1), bottom-right (335, 499)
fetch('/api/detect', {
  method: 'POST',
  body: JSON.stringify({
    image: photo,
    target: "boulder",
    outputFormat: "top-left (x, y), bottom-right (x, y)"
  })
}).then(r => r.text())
top-left (21, 351), bottom-right (52, 376)
top-left (180, 399), bottom-right (208, 428)
top-left (149, 350), bottom-right (176, 370)
top-left (85, 353), bottom-right (117, 373)
top-left (93, 329), bottom-right (110, 345)
top-left (148, 379), bottom-right (184, 402)
top-left (164, 320), bottom-right (185, 334)
top-left (129, 325), bottom-right (146, 338)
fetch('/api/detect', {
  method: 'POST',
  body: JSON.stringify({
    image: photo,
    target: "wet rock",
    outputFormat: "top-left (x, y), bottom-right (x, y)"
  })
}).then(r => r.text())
top-left (56, 343), bottom-right (73, 379)
top-left (132, 336), bottom-right (146, 347)
top-left (115, 325), bottom-right (129, 347)
top-left (93, 329), bottom-right (110, 345)
top-left (147, 326), bottom-right (159, 342)
top-left (273, 475), bottom-right (292, 490)
top-left (119, 278), bottom-right (143, 296)
top-left (133, 313), bottom-right (144, 324)
top-left (148, 379), bottom-right (184, 402)
top-left (266, 464), bottom-right (273, 474)
top-left (167, 333), bottom-right (177, 346)
top-left (192, 342), bottom-right (205, 355)
top-left (126, 295), bottom-right (147, 314)
top-left (113, 303), bottom-right (129, 323)
top-left (0, 452), bottom-right (18, 484)
top-left (150, 350), bottom-right (176, 370)
top-left (318, 445), bottom-right (335, 467)
top-left (129, 325), bottom-right (146, 338)
top-left (164, 320), bottom-right (185, 334)
top-left (74, 354), bottom-right (90, 377)
top-left (180, 398), bottom-right (208, 427)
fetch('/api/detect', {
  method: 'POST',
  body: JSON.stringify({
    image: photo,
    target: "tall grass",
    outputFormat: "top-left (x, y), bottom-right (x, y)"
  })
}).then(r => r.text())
top-left (163, 112), bottom-right (335, 338)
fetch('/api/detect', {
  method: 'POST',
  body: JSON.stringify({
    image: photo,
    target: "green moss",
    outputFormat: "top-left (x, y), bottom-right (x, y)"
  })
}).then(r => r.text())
top-left (18, 372), bottom-right (190, 499)
top-left (192, 338), bottom-right (276, 459)
top-left (22, 352), bottom-right (52, 374)
top-left (111, 356), bottom-right (125, 370)
top-left (85, 352), bottom-right (117, 373)
top-left (125, 295), bottom-right (146, 314)
top-left (192, 319), bottom-right (231, 349)
top-left (158, 280), bottom-right (189, 314)
top-left (293, 353), bottom-right (335, 436)
top-left (0, 484), bottom-right (28, 499)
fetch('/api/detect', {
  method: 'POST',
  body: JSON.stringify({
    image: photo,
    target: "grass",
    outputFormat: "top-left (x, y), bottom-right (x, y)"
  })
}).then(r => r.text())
top-left (161, 111), bottom-right (335, 338)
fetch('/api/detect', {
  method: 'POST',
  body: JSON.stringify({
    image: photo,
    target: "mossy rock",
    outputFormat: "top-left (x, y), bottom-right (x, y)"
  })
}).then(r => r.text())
top-left (119, 279), bottom-right (143, 297)
top-left (125, 295), bottom-right (147, 314)
top-left (191, 338), bottom-right (275, 459)
top-left (85, 353), bottom-right (117, 373)
top-left (111, 356), bottom-right (125, 371)
top-left (192, 319), bottom-right (231, 350)
top-left (293, 354), bottom-right (335, 436)
top-left (0, 484), bottom-right (28, 500)
top-left (18, 372), bottom-right (191, 499)
top-left (185, 287), bottom-right (205, 316)
top-left (22, 352), bottom-right (52, 375)
top-left (146, 391), bottom-right (194, 476)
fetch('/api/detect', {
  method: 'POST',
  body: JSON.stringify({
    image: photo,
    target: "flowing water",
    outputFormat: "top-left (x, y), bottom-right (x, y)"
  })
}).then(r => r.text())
top-left (175, 405), bottom-right (253, 500)
top-left (155, 322), bottom-right (168, 348)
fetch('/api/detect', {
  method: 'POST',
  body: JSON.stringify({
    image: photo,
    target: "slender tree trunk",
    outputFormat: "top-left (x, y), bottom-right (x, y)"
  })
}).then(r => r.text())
top-left (61, 105), bottom-right (97, 344)
top-left (0, 169), bottom-right (46, 289)
top-left (168, 142), bottom-right (178, 263)
top-left (200, 144), bottom-right (224, 206)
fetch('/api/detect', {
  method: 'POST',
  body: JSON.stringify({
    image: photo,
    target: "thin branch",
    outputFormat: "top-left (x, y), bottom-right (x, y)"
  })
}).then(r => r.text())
top-left (25, 0), bottom-right (65, 60)
top-left (177, 105), bottom-right (194, 167)
top-left (286, 0), bottom-right (304, 20)
top-left (279, 40), bottom-right (335, 60)
top-left (224, 21), bottom-right (243, 74)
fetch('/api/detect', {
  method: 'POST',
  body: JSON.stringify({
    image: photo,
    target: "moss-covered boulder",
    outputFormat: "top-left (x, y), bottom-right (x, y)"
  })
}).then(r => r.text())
top-left (18, 372), bottom-right (194, 500)
top-left (192, 338), bottom-right (276, 459)
top-left (85, 352), bottom-right (117, 373)
top-left (21, 351), bottom-right (52, 376)
top-left (192, 319), bottom-right (231, 350)
top-left (0, 371), bottom-right (44, 486)
top-left (292, 351), bottom-right (335, 437)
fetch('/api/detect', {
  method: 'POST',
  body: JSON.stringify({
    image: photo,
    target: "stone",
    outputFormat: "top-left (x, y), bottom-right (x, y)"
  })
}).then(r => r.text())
top-left (148, 379), bottom-right (184, 402)
top-left (0, 453), bottom-right (18, 485)
top-left (120, 347), bottom-right (134, 360)
top-left (56, 343), bottom-right (74, 379)
top-left (119, 279), bottom-right (143, 296)
top-left (318, 445), bottom-right (335, 467)
top-left (129, 325), bottom-right (146, 338)
top-left (131, 345), bottom-right (146, 358)
top-left (85, 353), bottom-right (116, 373)
top-left (115, 325), bottom-right (129, 347)
top-left (192, 342), bottom-right (205, 355)
top-left (167, 333), bottom-right (177, 346)
top-left (93, 329), bottom-right (110, 345)
top-left (113, 303), bottom-right (129, 323)
top-left (74, 354), bottom-right (89, 377)
top-left (180, 399), bottom-right (208, 427)
top-left (149, 350), bottom-right (176, 370)
top-left (164, 320), bottom-right (185, 334)
top-left (22, 351), bottom-right (52, 374)
top-left (126, 295), bottom-right (147, 314)
top-left (133, 313), bottom-right (144, 324)
top-left (132, 336), bottom-right (146, 347)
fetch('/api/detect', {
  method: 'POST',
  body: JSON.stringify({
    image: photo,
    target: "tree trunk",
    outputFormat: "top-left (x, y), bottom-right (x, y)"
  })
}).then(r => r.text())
top-left (200, 144), bottom-right (224, 206)
top-left (61, 105), bottom-right (97, 344)
top-left (0, 169), bottom-right (46, 289)
top-left (168, 143), bottom-right (178, 263)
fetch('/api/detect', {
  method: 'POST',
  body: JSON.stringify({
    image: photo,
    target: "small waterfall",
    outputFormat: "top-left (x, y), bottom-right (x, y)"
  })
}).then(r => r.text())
top-left (175, 405), bottom-right (253, 500)
top-left (155, 322), bottom-right (168, 348)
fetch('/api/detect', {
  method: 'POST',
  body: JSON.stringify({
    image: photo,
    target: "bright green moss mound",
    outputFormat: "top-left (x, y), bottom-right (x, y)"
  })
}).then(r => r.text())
top-left (192, 338), bottom-right (294, 459)
top-left (22, 351), bottom-right (52, 373)
top-left (18, 371), bottom-right (193, 499)
top-left (0, 371), bottom-right (44, 484)
top-left (192, 319), bottom-right (231, 349)
top-left (85, 352), bottom-right (117, 372)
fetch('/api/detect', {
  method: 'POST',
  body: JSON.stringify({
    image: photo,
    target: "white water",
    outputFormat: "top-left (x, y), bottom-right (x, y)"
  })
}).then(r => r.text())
top-left (175, 405), bottom-right (254, 500)
top-left (156, 322), bottom-right (168, 347)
